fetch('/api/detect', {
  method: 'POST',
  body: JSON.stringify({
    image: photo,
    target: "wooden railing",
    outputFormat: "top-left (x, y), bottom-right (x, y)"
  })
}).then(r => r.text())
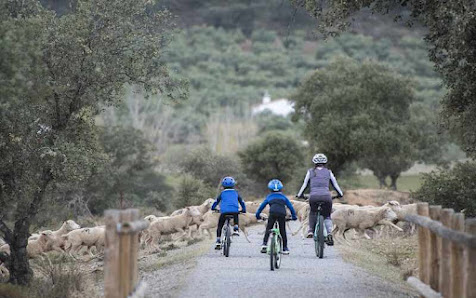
top-left (104, 209), bottom-right (149, 298)
top-left (405, 202), bottom-right (476, 298)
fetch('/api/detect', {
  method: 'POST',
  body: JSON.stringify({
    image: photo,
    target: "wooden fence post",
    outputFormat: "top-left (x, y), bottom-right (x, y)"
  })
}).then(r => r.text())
top-left (119, 210), bottom-right (133, 297)
top-left (438, 208), bottom-right (453, 298)
top-left (450, 213), bottom-right (465, 298)
top-left (105, 210), bottom-right (121, 298)
top-left (463, 219), bottom-right (476, 298)
top-left (417, 202), bottom-right (430, 285)
top-left (428, 205), bottom-right (441, 291)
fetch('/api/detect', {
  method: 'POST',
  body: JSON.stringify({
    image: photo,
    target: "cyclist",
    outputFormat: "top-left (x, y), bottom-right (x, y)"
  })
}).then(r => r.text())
top-left (211, 176), bottom-right (246, 250)
top-left (296, 153), bottom-right (343, 245)
top-left (256, 179), bottom-right (297, 255)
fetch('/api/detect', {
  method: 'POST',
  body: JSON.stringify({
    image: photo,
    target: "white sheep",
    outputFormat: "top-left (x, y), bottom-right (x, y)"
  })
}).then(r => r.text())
top-left (43, 220), bottom-right (81, 253)
top-left (27, 230), bottom-right (55, 258)
top-left (63, 226), bottom-right (105, 257)
top-left (332, 206), bottom-right (402, 240)
top-left (145, 207), bottom-right (196, 251)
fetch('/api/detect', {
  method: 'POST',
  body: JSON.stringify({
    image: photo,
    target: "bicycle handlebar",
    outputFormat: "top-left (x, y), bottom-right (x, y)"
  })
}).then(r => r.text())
top-left (296, 194), bottom-right (342, 200)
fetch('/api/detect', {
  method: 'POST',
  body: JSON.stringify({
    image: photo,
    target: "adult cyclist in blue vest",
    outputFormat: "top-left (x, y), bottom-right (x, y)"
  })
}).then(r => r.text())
top-left (211, 176), bottom-right (247, 250)
top-left (296, 153), bottom-right (343, 246)
top-left (256, 179), bottom-right (297, 254)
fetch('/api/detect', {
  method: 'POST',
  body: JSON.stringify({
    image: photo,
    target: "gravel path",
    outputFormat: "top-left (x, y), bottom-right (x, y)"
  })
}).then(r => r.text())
top-left (179, 221), bottom-right (415, 298)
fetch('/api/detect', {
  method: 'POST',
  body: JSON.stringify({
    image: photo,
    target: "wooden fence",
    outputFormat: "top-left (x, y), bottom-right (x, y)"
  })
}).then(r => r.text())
top-left (405, 202), bottom-right (476, 298)
top-left (104, 209), bottom-right (149, 298)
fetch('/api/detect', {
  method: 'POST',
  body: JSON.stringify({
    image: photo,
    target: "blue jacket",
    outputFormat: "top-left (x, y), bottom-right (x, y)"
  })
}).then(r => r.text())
top-left (211, 189), bottom-right (246, 214)
top-left (256, 192), bottom-right (296, 218)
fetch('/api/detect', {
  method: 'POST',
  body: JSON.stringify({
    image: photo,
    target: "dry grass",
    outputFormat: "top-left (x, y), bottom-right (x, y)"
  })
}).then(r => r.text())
top-left (337, 234), bottom-right (418, 293)
top-left (0, 255), bottom-right (99, 298)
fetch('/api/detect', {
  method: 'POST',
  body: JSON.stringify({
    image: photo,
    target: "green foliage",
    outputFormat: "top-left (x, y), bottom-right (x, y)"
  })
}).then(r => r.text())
top-left (292, 57), bottom-right (440, 188)
top-left (255, 111), bottom-right (294, 135)
top-left (84, 126), bottom-right (172, 214)
top-left (173, 174), bottom-right (215, 209)
top-left (239, 132), bottom-right (304, 190)
top-left (291, 0), bottom-right (476, 157)
top-left (0, 0), bottom-right (180, 284)
top-left (414, 162), bottom-right (476, 217)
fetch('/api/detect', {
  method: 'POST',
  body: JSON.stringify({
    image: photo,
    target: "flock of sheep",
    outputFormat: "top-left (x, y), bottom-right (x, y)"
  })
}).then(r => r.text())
top-left (0, 191), bottom-right (417, 279)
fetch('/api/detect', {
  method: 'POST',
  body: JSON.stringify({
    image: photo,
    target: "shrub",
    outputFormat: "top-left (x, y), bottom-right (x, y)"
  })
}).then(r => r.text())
top-left (173, 174), bottom-right (215, 209)
top-left (414, 162), bottom-right (476, 217)
top-left (239, 132), bottom-right (304, 191)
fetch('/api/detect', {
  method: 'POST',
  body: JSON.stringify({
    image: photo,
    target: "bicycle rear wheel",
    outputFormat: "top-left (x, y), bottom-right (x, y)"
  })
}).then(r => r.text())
top-left (314, 215), bottom-right (325, 258)
top-left (224, 224), bottom-right (231, 257)
top-left (275, 235), bottom-right (282, 269)
top-left (270, 234), bottom-right (276, 271)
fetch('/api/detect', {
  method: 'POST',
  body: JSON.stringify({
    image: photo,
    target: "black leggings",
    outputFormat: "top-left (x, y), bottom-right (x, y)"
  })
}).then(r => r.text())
top-left (308, 194), bottom-right (332, 232)
top-left (217, 213), bottom-right (239, 237)
top-left (263, 214), bottom-right (287, 249)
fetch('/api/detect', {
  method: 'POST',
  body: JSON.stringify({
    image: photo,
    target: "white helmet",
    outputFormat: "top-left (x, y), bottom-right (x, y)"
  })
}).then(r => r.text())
top-left (312, 153), bottom-right (327, 164)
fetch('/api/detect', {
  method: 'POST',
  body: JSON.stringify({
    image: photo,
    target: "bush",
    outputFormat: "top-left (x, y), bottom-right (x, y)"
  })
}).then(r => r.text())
top-left (239, 132), bottom-right (304, 191)
top-left (173, 174), bottom-right (216, 209)
top-left (414, 162), bottom-right (476, 217)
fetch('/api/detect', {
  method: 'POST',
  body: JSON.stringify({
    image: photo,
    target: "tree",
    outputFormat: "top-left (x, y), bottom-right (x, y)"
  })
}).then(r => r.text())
top-left (0, 0), bottom-right (181, 284)
top-left (290, 0), bottom-right (476, 158)
top-left (239, 132), bottom-right (304, 190)
top-left (84, 126), bottom-right (172, 214)
top-left (414, 162), bottom-right (476, 217)
top-left (292, 57), bottom-right (438, 188)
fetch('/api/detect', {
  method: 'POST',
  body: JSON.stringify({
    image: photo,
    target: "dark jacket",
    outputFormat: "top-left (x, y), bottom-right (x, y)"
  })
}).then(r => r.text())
top-left (256, 192), bottom-right (296, 218)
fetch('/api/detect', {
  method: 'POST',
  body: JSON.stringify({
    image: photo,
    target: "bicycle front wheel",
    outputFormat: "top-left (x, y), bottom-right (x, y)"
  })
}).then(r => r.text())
top-left (275, 235), bottom-right (282, 269)
top-left (270, 234), bottom-right (276, 271)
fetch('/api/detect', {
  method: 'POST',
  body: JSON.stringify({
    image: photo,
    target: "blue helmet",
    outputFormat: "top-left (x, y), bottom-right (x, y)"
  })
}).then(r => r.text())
top-left (222, 176), bottom-right (236, 188)
top-left (268, 179), bottom-right (283, 192)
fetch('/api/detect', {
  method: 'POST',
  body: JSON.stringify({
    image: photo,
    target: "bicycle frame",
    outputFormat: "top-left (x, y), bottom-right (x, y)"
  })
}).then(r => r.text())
top-left (268, 221), bottom-right (282, 254)
top-left (313, 205), bottom-right (328, 240)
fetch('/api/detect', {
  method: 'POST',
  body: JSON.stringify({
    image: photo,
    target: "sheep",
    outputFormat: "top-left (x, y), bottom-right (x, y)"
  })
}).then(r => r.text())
top-left (170, 198), bottom-right (215, 217)
top-left (63, 226), bottom-right (105, 258)
top-left (245, 201), bottom-right (270, 215)
top-left (0, 263), bottom-right (7, 279)
top-left (27, 230), bottom-right (55, 258)
top-left (198, 211), bottom-right (267, 243)
top-left (332, 206), bottom-right (402, 240)
top-left (382, 201), bottom-right (418, 235)
top-left (145, 207), bottom-right (196, 251)
top-left (43, 220), bottom-right (81, 253)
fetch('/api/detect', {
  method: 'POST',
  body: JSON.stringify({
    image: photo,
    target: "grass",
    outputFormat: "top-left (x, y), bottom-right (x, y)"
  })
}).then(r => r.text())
top-left (155, 240), bottom-right (212, 270)
top-left (337, 234), bottom-right (419, 294)
top-left (341, 174), bottom-right (423, 192)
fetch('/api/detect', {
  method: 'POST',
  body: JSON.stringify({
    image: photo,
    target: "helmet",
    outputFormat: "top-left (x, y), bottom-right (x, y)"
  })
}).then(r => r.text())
top-left (267, 179), bottom-right (283, 192)
top-left (222, 176), bottom-right (235, 188)
top-left (312, 153), bottom-right (327, 164)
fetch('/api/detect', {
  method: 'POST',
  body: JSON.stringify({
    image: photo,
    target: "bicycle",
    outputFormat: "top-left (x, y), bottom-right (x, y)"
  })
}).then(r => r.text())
top-left (267, 218), bottom-right (291, 271)
top-left (220, 214), bottom-right (234, 257)
top-left (300, 194), bottom-right (340, 259)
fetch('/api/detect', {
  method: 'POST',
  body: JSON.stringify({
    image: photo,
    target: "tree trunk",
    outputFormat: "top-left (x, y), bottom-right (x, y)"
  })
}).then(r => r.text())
top-left (7, 169), bottom-right (52, 285)
top-left (8, 227), bottom-right (32, 285)
top-left (376, 174), bottom-right (388, 189)
top-left (390, 174), bottom-right (399, 190)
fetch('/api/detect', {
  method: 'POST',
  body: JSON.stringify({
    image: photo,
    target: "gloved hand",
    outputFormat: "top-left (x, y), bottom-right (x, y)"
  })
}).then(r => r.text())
top-left (256, 214), bottom-right (261, 220)
top-left (291, 215), bottom-right (297, 221)
top-left (240, 210), bottom-right (246, 213)
top-left (295, 194), bottom-right (299, 198)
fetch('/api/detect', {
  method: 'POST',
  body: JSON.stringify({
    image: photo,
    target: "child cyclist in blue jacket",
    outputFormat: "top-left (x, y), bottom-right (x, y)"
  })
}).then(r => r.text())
top-left (211, 176), bottom-right (247, 250)
top-left (256, 179), bottom-right (297, 254)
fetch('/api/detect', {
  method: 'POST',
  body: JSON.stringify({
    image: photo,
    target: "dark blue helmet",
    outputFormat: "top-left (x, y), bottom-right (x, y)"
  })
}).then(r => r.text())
top-left (268, 179), bottom-right (283, 192)
top-left (222, 176), bottom-right (236, 188)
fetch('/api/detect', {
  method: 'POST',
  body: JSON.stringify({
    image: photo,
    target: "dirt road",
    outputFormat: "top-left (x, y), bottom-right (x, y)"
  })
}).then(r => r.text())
top-left (179, 221), bottom-right (415, 298)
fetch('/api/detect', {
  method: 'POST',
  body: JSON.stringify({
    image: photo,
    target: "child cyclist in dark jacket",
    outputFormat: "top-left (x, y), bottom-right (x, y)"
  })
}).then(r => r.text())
top-left (256, 179), bottom-right (297, 254)
top-left (211, 176), bottom-right (246, 249)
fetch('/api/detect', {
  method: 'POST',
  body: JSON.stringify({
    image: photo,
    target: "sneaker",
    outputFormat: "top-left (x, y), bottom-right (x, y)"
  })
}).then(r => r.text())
top-left (282, 247), bottom-right (290, 255)
top-left (232, 229), bottom-right (240, 236)
top-left (326, 234), bottom-right (334, 246)
top-left (260, 245), bottom-right (267, 253)
top-left (215, 242), bottom-right (221, 250)
top-left (306, 232), bottom-right (313, 238)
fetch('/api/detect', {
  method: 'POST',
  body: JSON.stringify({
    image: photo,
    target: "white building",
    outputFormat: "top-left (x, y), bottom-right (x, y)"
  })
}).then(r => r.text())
top-left (251, 91), bottom-right (294, 117)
